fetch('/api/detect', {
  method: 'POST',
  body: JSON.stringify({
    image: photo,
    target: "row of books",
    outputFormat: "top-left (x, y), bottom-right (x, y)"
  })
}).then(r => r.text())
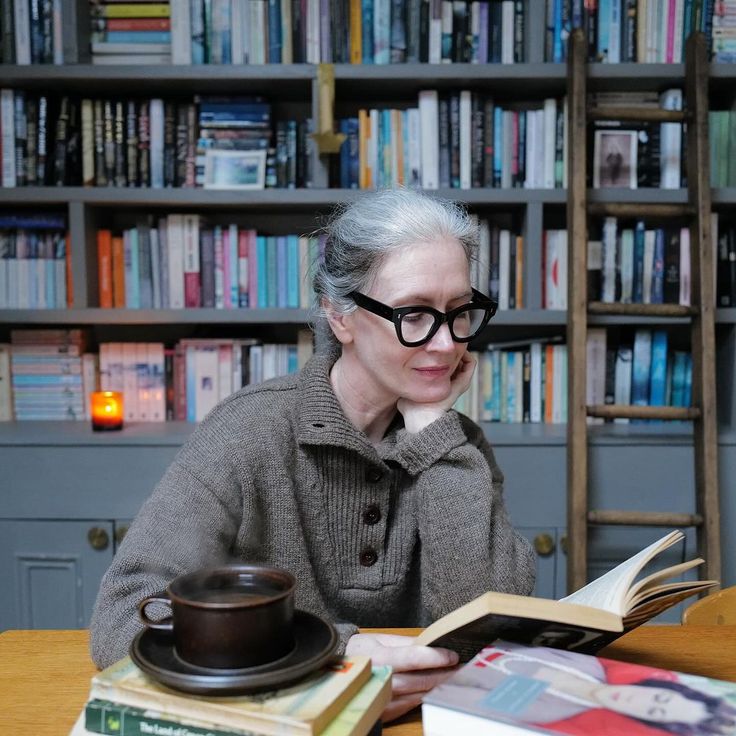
top-left (0, 214), bottom-right (69, 309)
top-left (98, 336), bottom-right (312, 422)
top-left (3, 0), bottom-right (65, 65)
top-left (0, 330), bottom-right (314, 422)
top-left (96, 220), bottom-right (322, 310)
top-left (456, 341), bottom-right (569, 424)
top-left (455, 328), bottom-right (694, 426)
top-left (147, 0), bottom-right (527, 65)
top-left (343, 94), bottom-right (567, 191)
top-left (545, 0), bottom-right (719, 63)
top-left (0, 90), bottom-right (312, 189)
top-left (544, 220), bottom-right (694, 310)
top-left (710, 107), bottom-right (736, 187)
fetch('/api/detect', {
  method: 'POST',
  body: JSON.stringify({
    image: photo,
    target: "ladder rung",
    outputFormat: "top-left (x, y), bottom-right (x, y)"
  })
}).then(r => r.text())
top-left (588, 203), bottom-right (696, 219)
top-left (586, 404), bottom-right (701, 420)
top-left (588, 302), bottom-right (698, 317)
top-left (588, 106), bottom-right (688, 123)
top-left (588, 510), bottom-right (704, 527)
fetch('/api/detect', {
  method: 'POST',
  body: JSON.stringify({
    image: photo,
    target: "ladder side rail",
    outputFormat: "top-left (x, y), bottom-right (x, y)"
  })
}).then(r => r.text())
top-left (567, 28), bottom-right (590, 594)
top-left (685, 31), bottom-right (721, 584)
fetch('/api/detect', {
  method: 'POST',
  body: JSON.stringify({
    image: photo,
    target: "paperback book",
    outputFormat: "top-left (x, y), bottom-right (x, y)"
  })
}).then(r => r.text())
top-left (422, 639), bottom-right (736, 735)
top-left (415, 530), bottom-right (716, 661)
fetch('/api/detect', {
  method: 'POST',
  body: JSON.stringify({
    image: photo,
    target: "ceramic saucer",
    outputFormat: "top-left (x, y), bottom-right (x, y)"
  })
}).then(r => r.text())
top-left (130, 609), bottom-right (339, 695)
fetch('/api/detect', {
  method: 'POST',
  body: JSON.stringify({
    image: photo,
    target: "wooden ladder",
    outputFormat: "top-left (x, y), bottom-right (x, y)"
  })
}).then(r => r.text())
top-left (566, 29), bottom-right (721, 593)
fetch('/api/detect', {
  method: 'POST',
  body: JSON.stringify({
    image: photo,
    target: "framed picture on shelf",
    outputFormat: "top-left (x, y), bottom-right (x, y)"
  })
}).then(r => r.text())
top-left (203, 149), bottom-right (267, 190)
top-left (593, 130), bottom-right (638, 188)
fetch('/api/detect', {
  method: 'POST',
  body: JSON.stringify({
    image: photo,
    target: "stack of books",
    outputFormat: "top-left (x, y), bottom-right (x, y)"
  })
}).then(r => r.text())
top-left (9, 329), bottom-right (88, 421)
top-left (89, 1), bottom-right (172, 65)
top-left (69, 654), bottom-right (391, 736)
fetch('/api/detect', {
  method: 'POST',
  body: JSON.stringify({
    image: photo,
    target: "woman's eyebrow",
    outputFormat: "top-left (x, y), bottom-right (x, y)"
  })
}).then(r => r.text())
top-left (393, 291), bottom-right (474, 305)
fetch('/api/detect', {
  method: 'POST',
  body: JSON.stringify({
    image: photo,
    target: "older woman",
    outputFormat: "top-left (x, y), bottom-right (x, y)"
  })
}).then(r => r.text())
top-left (90, 188), bottom-right (535, 720)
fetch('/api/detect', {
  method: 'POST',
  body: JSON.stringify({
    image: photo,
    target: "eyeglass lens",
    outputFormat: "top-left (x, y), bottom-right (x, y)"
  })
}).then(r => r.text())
top-left (398, 306), bottom-right (489, 343)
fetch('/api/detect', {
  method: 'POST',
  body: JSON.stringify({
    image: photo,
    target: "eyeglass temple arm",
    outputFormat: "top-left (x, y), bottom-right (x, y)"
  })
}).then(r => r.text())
top-left (349, 291), bottom-right (395, 320)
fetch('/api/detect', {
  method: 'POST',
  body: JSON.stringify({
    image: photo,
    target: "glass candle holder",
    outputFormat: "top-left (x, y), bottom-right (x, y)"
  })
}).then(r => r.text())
top-left (91, 391), bottom-right (124, 431)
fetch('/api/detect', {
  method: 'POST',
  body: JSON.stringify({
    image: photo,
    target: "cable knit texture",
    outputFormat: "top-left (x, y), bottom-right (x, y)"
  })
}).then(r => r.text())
top-left (89, 351), bottom-right (536, 668)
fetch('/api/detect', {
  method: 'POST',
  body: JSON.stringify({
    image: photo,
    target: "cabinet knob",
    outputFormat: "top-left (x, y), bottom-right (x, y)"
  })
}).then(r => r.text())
top-left (88, 527), bottom-right (110, 551)
top-left (533, 533), bottom-right (555, 557)
top-left (115, 524), bottom-right (130, 547)
top-left (560, 535), bottom-right (569, 555)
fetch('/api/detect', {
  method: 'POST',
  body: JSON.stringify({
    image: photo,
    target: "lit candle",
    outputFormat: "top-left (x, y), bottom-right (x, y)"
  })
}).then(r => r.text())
top-left (91, 391), bottom-right (124, 431)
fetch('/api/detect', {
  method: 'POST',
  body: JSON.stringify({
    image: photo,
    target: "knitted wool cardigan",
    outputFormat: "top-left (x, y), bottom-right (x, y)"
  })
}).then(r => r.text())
top-left (89, 351), bottom-right (535, 668)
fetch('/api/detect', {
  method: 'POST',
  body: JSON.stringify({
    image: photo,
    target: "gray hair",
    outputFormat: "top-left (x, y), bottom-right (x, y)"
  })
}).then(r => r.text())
top-left (312, 188), bottom-right (479, 320)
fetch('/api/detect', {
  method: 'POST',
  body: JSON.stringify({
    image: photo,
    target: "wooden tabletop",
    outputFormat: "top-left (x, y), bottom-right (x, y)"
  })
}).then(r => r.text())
top-left (2, 626), bottom-right (736, 735)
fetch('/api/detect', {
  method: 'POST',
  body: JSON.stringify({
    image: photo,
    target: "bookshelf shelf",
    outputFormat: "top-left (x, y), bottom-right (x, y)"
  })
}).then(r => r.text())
top-left (0, 309), bottom-right (312, 325)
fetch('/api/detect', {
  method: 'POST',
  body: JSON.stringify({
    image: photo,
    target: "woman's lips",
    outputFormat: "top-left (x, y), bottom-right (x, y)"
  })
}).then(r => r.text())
top-left (414, 366), bottom-right (451, 377)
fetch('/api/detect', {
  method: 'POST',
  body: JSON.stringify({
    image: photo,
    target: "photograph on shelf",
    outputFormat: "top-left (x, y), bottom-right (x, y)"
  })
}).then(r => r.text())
top-left (203, 149), bottom-right (267, 190)
top-left (593, 130), bottom-right (638, 188)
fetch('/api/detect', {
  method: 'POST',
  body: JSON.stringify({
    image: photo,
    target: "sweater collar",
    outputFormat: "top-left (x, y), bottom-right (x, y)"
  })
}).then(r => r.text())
top-left (296, 349), bottom-right (395, 459)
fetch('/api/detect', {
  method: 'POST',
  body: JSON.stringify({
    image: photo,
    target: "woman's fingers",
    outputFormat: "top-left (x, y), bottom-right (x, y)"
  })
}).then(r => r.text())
top-left (392, 665), bottom-right (461, 695)
top-left (345, 634), bottom-right (458, 672)
top-left (382, 692), bottom-right (425, 722)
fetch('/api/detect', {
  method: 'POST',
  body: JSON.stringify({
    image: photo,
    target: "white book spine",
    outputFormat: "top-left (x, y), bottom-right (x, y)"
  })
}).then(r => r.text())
top-left (149, 343), bottom-right (166, 422)
top-left (498, 229), bottom-right (510, 310)
top-left (218, 344), bottom-right (233, 400)
top-left (530, 342), bottom-right (542, 423)
top-left (542, 98), bottom-right (556, 189)
top-left (679, 226), bottom-right (691, 306)
top-left (307, 0), bottom-right (321, 64)
top-left (459, 90), bottom-right (472, 189)
top-left (602, 217), bottom-right (618, 303)
top-left (231, 0), bottom-right (245, 64)
top-left (149, 99), bottom-right (165, 189)
top-left (659, 88), bottom-right (682, 189)
top-left (501, 0), bottom-right (514, 63)
top-left (1, 90), bottom-right (17, 187)
top-left (643, 229), bottom-right (655, 304)
top-left (672, 0), bottom-right (685, 62)
top-left (52, 0), bottom-right (64, 64)
top-left (166, 215), bottom-right (186, 309)
top-left (608, 0), bottom-right (621, 62)
top-left (171, 0), bottom-right (192, 64)
top-left (194, 347), bottom-right (220, 421)
top-left (280, 0), bottom-right (293, 63)
top-left (440, 0), bottom-right (452, 62)
top-left (122, 342), bottom-right (139, 422)
top-left (614, 347), bottom-right (632, 422)
top-left (478, 219), bottom-right (490, 293)
top-left (418, 90), bottom-right (439, 190)
top-left (13, 0), bottom-right (31, 64)
top-left (429, 14), bottom-right (442, 63)
top-left (501, 110), bottom-right (512, 189)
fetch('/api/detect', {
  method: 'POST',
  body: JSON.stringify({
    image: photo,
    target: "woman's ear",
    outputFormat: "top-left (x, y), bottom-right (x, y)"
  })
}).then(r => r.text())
top-left (323, 298), bottom-right (354, 345)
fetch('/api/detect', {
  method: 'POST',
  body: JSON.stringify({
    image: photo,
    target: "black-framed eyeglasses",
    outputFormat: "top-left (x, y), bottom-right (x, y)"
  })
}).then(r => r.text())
top-left (348, 288), bottom-right (498, 347)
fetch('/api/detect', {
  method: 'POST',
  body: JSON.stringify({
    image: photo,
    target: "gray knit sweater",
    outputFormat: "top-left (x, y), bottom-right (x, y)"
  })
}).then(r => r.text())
top-left (89, 351), bottom-right (536, 668)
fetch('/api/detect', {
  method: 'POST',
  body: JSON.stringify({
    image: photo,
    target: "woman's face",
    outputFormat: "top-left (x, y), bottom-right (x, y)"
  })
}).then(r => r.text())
top-left (593, 684), bottom-right (708, 725)
top-left (338, 236), bottom-right (473, 406)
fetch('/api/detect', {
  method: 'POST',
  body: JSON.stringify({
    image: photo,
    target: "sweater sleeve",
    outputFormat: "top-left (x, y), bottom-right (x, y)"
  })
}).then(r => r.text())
top-left (387, 410), bottom-right (536, 622)
top-left (88, 424), bottom-right (245, 669)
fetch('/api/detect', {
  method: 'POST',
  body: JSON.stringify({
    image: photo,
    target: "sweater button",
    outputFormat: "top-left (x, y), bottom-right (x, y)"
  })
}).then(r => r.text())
top-left (359, 547), bottom-right (378, 566)
top-left (366, 468), bottom-right (383, 483)
top-left (363, 504), bottom-right (381, 525)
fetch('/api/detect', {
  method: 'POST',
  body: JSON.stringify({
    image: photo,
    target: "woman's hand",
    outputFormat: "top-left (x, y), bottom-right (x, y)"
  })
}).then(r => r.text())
top-left (398, 352), bottom-right (477, 433)
top-left (345, 633), bottom-right (459, 722)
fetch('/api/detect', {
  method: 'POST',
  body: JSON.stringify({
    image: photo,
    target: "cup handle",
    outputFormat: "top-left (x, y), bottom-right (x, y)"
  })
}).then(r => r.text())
top-left (138, 592), bottom-right (174, 632)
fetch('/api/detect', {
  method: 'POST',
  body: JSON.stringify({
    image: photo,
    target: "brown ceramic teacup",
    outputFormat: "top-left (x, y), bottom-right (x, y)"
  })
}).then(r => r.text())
top-left (138, 565), bottom-right (296, 670)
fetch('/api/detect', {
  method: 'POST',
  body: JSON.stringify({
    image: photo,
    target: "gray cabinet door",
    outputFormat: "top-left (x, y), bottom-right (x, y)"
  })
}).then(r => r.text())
top-left (0, 520), bottom-right (114, 630)
top-left (518, 527), bottom-right (559, 599)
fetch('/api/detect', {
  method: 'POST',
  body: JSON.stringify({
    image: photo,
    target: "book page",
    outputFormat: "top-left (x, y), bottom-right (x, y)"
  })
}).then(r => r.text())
top-left (559, 530), bottom-right (684, 615)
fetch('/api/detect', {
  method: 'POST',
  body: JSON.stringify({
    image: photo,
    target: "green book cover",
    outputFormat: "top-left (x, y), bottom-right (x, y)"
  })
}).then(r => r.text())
top-left (84, 666), bottom-right (391, 736)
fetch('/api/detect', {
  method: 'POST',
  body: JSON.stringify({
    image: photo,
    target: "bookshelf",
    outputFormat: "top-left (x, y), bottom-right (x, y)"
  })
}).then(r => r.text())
top-left (1, 1), bottom-right (736, 631)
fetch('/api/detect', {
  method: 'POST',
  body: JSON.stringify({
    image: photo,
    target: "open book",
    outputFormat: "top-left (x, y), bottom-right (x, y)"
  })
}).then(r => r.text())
top-left (416, 530), bottom-right (717, 661)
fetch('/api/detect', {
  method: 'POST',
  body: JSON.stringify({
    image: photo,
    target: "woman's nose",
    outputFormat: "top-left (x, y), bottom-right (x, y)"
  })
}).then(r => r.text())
top-left (425, 322), bottom-right (455, 351)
